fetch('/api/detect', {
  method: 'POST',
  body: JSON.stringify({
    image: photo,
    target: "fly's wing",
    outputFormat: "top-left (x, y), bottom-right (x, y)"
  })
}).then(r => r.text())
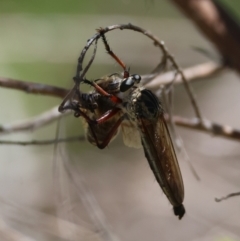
top-left (139, 116), bottom-right (184, 208)
top-left (121, 120), bottom-right (142, 148)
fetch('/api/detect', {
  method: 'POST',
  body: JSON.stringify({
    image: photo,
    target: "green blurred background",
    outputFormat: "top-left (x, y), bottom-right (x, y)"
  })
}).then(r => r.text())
top-left (0, 1), bottom-right (240, 241)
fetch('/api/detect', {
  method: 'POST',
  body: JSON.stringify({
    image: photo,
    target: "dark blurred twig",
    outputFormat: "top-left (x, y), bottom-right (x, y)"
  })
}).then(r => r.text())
top-left (0, 77), bottom-right (68, 98)
top-left (171, 0), bottom-right (240, 73)
top-left (215, 192), bottom-right (240, 202)
top-left (165, 115), bottom-right (240, 142)
top-left (0, 61), bottom-right (222, 100)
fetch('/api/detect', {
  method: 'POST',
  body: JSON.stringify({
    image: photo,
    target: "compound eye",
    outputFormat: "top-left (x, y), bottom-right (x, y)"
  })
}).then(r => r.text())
top-left (120, 74), bottom-right (142, 92)
top-left (132, 74), bottom-right (141, 83)
top-left (120, 77), bottom-right (134, 92)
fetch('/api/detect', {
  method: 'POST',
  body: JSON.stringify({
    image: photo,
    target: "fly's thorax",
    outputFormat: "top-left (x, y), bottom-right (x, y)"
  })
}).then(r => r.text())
top-left (116, 86), bottom-right (140, 120)
top-left (121, 87), bottom-right (163, 120)
top-left (95, 73), bottom-right (123, 95)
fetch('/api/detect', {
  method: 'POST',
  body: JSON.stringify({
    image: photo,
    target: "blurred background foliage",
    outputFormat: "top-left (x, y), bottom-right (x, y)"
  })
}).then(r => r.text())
top-left (0, 1), bottom-right (240, 241)
top-left (0, 0), bottom-right (179, 16)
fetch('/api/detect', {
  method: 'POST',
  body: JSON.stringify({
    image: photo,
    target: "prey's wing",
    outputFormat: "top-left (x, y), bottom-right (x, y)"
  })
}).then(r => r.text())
top-left (121, 119), bottom-right (142, 149)
top-left (138, 116), bottom-right (184, 207)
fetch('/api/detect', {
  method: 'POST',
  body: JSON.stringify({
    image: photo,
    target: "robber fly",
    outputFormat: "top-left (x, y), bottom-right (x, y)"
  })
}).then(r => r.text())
top-left (59, 29), bottom-right (185, 219)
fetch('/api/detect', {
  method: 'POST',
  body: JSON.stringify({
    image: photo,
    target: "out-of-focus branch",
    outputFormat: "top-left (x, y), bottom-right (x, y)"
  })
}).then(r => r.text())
top-left (0, 136), bottom-right (85, 146)
top-left (0, 61), bottom-right (222, 136)
top-left (0, 59), bottom-right (236, 143)
top-left (215, 191), bottom-right (240, 202)
top-left (0, 107), bottom-right (67, 135)
top-left (171, 0), bottom-right (240, 73)
top-left (0, 77), bottom-right (68, 98)
top-left (0, 61), bottom-right (222, 98)
top-left (145, 61), bottom-right (224, 89)
top-left (165, 114), bottom-right (240, 142)
top-left (1, 111), bottom-right (240, 145)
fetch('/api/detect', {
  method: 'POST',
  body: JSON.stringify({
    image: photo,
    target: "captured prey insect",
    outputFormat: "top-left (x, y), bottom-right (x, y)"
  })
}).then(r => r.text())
top-left (59, 29), bottom-right (185, 219)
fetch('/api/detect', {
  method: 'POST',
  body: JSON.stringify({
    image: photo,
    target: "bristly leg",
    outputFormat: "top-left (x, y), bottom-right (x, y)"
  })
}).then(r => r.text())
top-left (88, 112), bottom-right (125, 149)
top-left (83, 79), bottom-right (122, 104)
top-left (97, 28), bottom-right (129, 78)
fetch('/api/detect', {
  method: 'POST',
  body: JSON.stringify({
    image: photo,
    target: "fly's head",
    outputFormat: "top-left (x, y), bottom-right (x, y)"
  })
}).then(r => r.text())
top-left (119, 74), bottom-right (141, 92)
top-left (118, 73), bottom-right (161, 121)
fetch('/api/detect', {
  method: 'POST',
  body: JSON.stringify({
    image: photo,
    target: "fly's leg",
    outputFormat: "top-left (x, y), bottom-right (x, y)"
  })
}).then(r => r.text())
top-left (97, 28), bottom-right (129, 78)
top-left (88, 110), bottom-right (125, 149)
top-left (93, 108), bottom-right (122, 124)
top-left (75, 107), bottom-right (124, 149)
top-left (84, 79), bottom-right (122, 104)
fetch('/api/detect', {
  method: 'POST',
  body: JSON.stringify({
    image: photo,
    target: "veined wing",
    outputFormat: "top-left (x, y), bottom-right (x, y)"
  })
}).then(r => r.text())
top-left (121, 119), bottom-right (142, 149)
top-left (138, 115), bottom-right (184, 209)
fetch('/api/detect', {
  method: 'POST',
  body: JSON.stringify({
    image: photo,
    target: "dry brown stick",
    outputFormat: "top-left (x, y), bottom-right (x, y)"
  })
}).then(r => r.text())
top-left (0, 62), bottom-right (221, 136)
top-left (0, 62), bottom-right (222, 101)
top-left (215, 192), bottom-right (240, 202)
top-left (1, 113), bottom-right (240, 145)
top-left (166, 115), bottom-right (240, 142)
top-left (0, 62), bottom-right (237, 143)
top-left (171, 0), bottom-right (240, 73)
top-left (0, 77), bottom-right (68, 98)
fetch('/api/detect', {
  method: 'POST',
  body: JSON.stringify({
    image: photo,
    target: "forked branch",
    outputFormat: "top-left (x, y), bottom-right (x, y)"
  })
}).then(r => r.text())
top-left (0, 24), bottom-right (237, 147)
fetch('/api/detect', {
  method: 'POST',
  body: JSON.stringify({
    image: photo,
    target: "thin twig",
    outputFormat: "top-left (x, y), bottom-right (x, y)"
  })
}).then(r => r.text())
top-left (0, 135), bottom-right (85, 146)
top-left (0, 62), bottom-right (222, 137)
top-left (215, 192), bottom-right (240, 202)
top-left (0, 62), bottom-right (222, 99)
top-left (0, 106), bottom-right (68, 135)
top-left (166, 115), bottom-right (240, 142)
top-left (0, 77), bottom-right (68, 98)
top-left (143, 61), bottom-right (223, 88)
top-left (79, 39), bottom-right (99, 81)
top-left (167, 54), bottom-right (204, 123)
top-left (1, 114), bottom-right (240, 145)
top-left (75, 33), bottom-right (99, 80)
